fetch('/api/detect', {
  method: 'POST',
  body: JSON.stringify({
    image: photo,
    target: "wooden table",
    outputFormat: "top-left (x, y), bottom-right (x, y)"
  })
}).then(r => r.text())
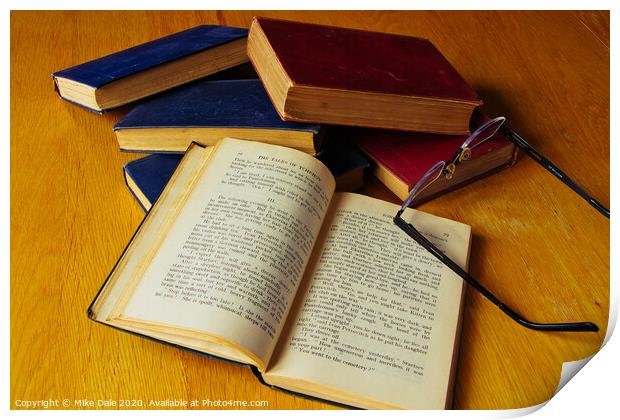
top-left (10, 10), bottom-right (609, 410)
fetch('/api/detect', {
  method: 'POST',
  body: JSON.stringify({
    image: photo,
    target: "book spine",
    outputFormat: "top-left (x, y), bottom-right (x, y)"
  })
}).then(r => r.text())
top-left (313, 127), bottom-right (326, 157)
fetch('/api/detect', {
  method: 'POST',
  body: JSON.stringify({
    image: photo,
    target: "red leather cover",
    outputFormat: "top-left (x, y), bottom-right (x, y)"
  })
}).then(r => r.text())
top-left (256, 17), bottom-right (480, 103)
top-left (350, 113), bottom-right (514, 187)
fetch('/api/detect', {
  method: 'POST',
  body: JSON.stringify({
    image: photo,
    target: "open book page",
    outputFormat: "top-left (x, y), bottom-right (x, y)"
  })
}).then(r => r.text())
top-left (109, 138), bottom-right (336, 369)
top-left (91, 146), bottom-right (213, 323)
top-left (264, 193), bottom-right (471, 409)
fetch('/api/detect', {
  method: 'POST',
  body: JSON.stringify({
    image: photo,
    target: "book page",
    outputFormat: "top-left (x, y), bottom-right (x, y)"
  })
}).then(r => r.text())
top-left (264, 193), bottom-right (471, 409)
top-left (113, 138), bottom-right (336, 368)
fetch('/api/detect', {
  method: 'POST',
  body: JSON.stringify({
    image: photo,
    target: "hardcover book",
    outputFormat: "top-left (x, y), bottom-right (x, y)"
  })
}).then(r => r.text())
top-left (247, 17), bottom-right (481, 134)
top-left (123, 154), bottom-right (187, 212)
top-left (114, 79), bottom-right (324, 155)
top-left (349, 113), bottom-right (518, 204)
top-left (90, 138), bottom-right (471, 409)
top-left (317, 141), bottom-right (370, 192)
top-left (123, 143), bottom-right (369, 211)
top-left (52, 25), bottom-right (248, 112)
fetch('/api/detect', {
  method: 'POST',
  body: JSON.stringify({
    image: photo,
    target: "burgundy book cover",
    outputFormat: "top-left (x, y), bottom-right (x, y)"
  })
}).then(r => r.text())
top-left (351, 113), bottom-right (517, 189)
top-left (254, 17), bottom-right (481, 103)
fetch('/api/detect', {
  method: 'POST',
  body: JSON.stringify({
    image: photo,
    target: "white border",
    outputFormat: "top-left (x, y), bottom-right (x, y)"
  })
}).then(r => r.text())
top-left (4, 2), bottom-right (617, 419)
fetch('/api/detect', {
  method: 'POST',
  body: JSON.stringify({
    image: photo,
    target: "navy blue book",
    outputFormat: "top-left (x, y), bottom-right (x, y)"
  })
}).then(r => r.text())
top-left (52, 25), bottom-right (248, 113)
top-left (123, 154), bottom-right (184, 211)
top-left (114, 79), bottom-right (325, 155)
top-left (124, 144), bottom-right (368, 211)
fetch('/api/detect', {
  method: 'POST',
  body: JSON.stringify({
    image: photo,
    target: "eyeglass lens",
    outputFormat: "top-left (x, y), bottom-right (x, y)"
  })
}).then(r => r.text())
top-left (462, 116), bottom-right (506, 151)
top-left (401, 161), bottom-right (446, 210)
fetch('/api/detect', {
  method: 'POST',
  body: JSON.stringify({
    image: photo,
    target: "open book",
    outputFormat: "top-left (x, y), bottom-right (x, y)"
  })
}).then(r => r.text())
top-left (89, 138), bottom-right (472, 409)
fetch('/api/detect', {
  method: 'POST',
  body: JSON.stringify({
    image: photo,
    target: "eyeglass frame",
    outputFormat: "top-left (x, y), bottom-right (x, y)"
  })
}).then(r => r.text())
top-left (393, 116), bottom-right (607, 333)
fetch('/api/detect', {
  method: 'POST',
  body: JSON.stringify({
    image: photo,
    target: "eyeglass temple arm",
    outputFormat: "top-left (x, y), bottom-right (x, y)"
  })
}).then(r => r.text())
top-left (393, 213), bottom-right (599, 333)
top-left (500, 126), bottom-right (610, 219)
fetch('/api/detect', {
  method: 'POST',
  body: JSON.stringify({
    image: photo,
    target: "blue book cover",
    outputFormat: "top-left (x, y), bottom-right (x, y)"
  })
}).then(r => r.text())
top-left (53, 25), bottom-right (248, 112)
top-left (123, 154), bottom-right (183, 211)
top-left (124, 146), bottom-right (369, 211)
top-left (114, 79), bottom-right (324, 154)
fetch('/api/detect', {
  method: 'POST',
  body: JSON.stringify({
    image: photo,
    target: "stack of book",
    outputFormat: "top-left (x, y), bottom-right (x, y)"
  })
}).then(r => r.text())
top-left (53, 18), bottom-right (518, 410)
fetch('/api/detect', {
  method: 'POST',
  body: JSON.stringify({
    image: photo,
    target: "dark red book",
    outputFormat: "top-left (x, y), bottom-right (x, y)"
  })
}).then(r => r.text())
top-left (248, 17), bottom-right (481, 134)
top-left (349, 113), bottom-right (518, 204)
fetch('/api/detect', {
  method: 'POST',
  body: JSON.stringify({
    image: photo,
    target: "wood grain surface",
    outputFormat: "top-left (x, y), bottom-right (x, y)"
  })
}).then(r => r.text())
top-left (10, 10), bottom-right (610, 410)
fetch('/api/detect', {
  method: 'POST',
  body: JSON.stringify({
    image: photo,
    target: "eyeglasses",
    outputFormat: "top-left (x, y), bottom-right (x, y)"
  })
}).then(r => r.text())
top-left (394, 116), bottom-right (608, 333)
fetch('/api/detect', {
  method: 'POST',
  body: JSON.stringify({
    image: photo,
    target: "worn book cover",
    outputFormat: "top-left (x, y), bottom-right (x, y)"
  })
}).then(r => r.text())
top-left (114, 79), bottom-right (324, 155)
top-left (350, 112), bottom-right (519, 204)
top-left (248, 17), bottom-right (481, 134)
top-left (123, 154), bottom-right (184, 211)
top-left (53, 25), bottom-right (248, 112)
